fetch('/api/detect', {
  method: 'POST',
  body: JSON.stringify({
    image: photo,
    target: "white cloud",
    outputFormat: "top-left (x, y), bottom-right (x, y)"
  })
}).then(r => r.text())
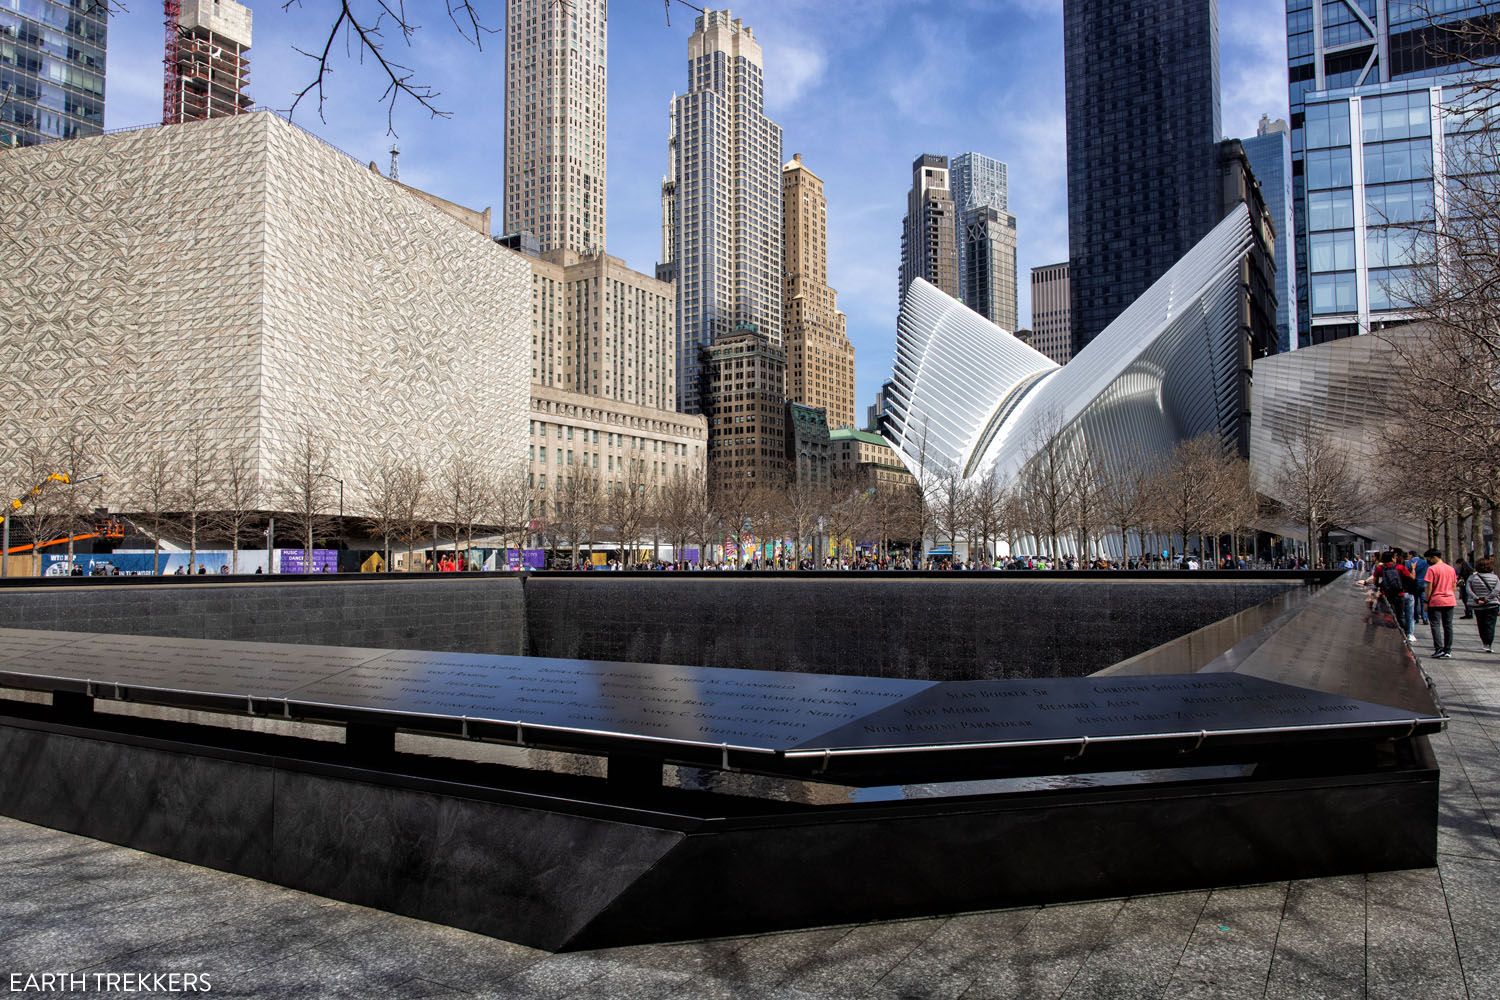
top-left (1221, 0), bottom-right (1290, 138)
top-left (766, 41), bottom-right (828, 112)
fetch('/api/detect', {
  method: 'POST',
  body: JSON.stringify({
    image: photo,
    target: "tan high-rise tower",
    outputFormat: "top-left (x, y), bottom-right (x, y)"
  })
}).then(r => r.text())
top-left (503, 0), bottom-right (607, 255)
top-left (782, 153), bottom-right (855, 430)
top-left (899, 154), bottom-right (958, 306)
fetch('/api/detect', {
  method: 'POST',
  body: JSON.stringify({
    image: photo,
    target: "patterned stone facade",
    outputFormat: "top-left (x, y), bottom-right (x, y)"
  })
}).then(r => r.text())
top-left (0, 112), bottom-right (531, 514)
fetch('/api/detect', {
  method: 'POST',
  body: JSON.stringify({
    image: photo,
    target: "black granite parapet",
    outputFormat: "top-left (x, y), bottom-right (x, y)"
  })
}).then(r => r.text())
top-left (0, 576), bottom-right (527, 655)
top-left (522, 575), bottom-right (1314, 680)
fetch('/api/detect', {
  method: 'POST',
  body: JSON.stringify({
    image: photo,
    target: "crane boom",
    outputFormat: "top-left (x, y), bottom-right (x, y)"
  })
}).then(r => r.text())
top-left (163, 0), bottom-right (182, 125)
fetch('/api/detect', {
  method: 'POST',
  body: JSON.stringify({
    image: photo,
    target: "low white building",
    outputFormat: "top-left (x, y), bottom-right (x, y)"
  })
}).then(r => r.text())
top-left (0, 112), bottom-right (531, 513)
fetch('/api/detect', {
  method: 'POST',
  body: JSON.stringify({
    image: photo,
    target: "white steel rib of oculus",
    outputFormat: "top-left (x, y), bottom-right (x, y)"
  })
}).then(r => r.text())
top-left (885, 205), bottom-right (1255, 491)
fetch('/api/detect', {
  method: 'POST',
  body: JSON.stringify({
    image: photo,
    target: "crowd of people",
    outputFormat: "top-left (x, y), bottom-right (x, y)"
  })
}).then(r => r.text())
top-left (1370, 548), bottom-right (1498, 655)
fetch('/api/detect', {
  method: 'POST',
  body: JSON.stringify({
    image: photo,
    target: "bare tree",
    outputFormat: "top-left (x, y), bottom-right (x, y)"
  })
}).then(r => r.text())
top-left (931, 471), bottom-right (971, 561)
top-left (685, 472), bottom-right (719, 567)
top-left (359, 458), bottom-right (407, 571)
top-left (392, 463), bottom-right (431, 571)
top-left (272, 427), bottom-right (338, 573)
top-left (286, 0), bottom-right (498, 133)
top-left (438, 454), bottom-right (493, 567)
top-left (823, 474), bottom-right (868, 567)
top-left (1100, 448), bottom-right (1158, 565)
top-left (1016, 413), bottom-right (1076, 561)
top-left (553, 465), bottom-right (602, 568)
top-left (778, 472), bottom-right (822, 568)
top-left (211, 449), bottom-right (262, 574)
top-left (713, 475), bottom-right (764, 568)
top-left (488, 462), bottom-right (532, 565)
top-left (177, 432), bottom-right (219, 574)
top-left (130, 443), bottom-right (179, 576)
top-left (1068, 443), bottom-right (1108, 563)
top-left (1372, 10), bottom-right (1500, 554)
top-left (1152, 434), bottom-right (1228, 564)
top-left (1272, 423), bottom-right (1369, 569)
top-left (654, 472), bottom-right (697, 566)
top-left (604, 481), bottom-right (649, 567)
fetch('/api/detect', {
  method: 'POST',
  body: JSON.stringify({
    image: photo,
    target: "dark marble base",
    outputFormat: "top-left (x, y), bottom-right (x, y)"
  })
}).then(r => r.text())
top-left (0, 711), bottom-right (1438, 951)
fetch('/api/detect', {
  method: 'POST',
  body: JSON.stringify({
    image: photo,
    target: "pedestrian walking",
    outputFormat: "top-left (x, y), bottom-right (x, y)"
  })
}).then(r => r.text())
top-left (1457, 557), bottom-right (1475, 619)
top-left (1410, 550), bottom-right (1431, 625)
top-left (1466, 557), bottom-right (1499, 654)
top-left (1423, 549), bottom-right (1458, 658)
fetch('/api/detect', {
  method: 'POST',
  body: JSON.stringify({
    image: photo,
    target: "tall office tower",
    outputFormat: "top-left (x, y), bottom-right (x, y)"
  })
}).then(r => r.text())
top-left (0, 0), bottom-right (106, 147)
top-left (657, 96), bottom-right (679, 284)
top-left (503, 0), bottom-right (607, 255)
top-left (701, 328), bottom-right (788, 499)
top-left (1286, 0), bottom-right (1500, 346)
top-left (899, 154), bottom-right (958, 306)
top-left (950, 152), bottom-right (1009, 308)
top-left (670, 9), bottom-right (784, 415)
top-left (168, 0), bottom-right (253, 124)
top-left (961, 207), bottom-right (1019, 332)
top-left (782, 153), bottom-right (856, 429)
top-left (1063, 0), bottom-right (1222, 353)
top-left (1242, 115), bottom-right (1297, 353)
top-left (1030, 263), bottom-right (1073, 365)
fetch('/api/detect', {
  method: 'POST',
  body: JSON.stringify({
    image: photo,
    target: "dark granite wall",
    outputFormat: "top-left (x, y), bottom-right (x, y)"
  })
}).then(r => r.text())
top-left (0, 578), bottom-right (526, 656)
top-left (0, 575), bottom-right (1307, 679)
top-left (522, 577), bottom-right (1305, 680)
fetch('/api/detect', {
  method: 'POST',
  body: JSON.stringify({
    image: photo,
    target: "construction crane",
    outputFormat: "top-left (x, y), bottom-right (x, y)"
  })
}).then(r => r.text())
top-left (163, 0), bottom-right (182, 125)
top-left (664, 0), bottom-right (705, 28)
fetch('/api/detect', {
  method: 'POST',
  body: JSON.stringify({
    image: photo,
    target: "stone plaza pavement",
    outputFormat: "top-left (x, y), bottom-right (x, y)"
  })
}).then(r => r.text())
top-left (2, 609), bottom-right (1497, 999)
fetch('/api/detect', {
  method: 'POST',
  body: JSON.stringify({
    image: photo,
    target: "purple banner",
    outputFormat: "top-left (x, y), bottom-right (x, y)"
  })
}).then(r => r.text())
top-left (279, 549), bottom-right (338, 574)
top-left (506, 548), bottom-right (547, 570)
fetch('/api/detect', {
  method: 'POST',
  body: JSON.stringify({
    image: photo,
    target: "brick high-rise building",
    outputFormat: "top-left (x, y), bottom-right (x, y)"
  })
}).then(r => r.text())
top-left (670, 9), bottom-right (784, 415)
top-left (702, 328), bottom-right (787, 499)
top-left (782, 153), bottom-right (855, 430)
top-left (503, 0), bottom-right (607, 255)
top-left (899, 154), bottom-right (958, 307)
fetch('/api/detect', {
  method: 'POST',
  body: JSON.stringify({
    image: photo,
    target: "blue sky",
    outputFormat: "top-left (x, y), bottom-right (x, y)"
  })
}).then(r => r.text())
top-left (105, 0), bottom-right (1289, 412)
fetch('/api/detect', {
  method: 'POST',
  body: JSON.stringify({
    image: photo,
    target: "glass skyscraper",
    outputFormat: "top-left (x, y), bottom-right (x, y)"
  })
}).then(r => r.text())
top-left (1286, 0), bottom-right (1500, 345)
top-left (0, 0), bottom-right (106, 147)
top-left (950, 151), bottom-right (1015, 329)
top-left (1063, 0), bottom-right (1222, 354)
top-left (1242, 116), bottom-right (1298, 353)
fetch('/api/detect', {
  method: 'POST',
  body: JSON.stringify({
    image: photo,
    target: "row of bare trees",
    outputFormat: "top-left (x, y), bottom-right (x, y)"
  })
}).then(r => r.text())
top-left (1372, 12), bottom-right (1500, 564)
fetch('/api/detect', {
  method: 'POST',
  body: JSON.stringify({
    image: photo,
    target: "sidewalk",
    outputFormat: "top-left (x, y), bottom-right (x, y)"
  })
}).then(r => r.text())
top-left (1, 611), bottom-right (1496, 998)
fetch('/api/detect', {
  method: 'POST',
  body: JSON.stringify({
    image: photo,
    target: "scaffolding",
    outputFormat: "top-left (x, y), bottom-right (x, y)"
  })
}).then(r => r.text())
top-left (164, 0), bottom-right (253, 125)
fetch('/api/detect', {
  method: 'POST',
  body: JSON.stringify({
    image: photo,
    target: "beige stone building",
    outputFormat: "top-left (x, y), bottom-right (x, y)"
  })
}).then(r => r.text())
top-left (513, 249), bottom-right (676, 413)
top-left (670, 9), bottom-right (784, 414)
top-left (829, 428), bottom-right (917, 492)
top-left (900, 154), bottom-right (958, 306)
top-left (503, 0), bottom-right (607, 255)
top-left (782, 154), bottom-right (856, 430)
top-left (0, 112), bottom-right (531, 514)
top-left (528, 385), bottom-right (707, 505)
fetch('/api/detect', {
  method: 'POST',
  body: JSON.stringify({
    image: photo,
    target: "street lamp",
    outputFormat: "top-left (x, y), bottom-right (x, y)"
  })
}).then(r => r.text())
top-left (2, 472), bottom-right (103, 579)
